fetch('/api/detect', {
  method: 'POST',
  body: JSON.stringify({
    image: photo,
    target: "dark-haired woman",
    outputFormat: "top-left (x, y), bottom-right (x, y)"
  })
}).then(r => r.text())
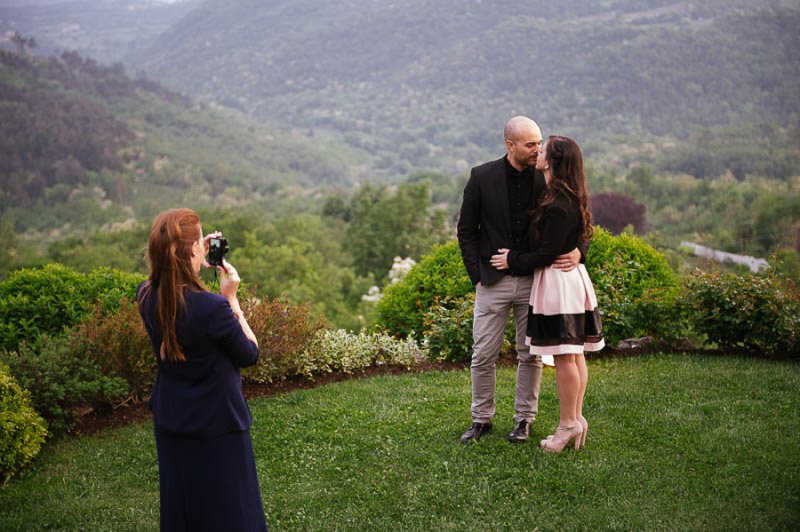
top-left (491, 136), bottom-right (604, 453)
top-left (137, 208), bottom-right (268, 531)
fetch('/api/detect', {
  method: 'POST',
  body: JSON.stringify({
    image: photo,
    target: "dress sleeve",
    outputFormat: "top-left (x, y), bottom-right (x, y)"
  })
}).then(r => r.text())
top-left (506, 205), bottom-right (572, 271)
top-left (207, 297), bottom-right (260, 368)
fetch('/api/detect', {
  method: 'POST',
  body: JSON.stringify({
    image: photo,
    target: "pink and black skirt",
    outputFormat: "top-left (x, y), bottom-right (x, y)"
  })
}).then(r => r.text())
top-left (526, 264), bottom-right (605, 355)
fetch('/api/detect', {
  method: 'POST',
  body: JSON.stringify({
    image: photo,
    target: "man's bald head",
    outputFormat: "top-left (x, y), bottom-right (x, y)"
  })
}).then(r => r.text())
top-left (504, 116), bottom-right (543, 171)
top-left (504, 116), bottom-right (541, 143)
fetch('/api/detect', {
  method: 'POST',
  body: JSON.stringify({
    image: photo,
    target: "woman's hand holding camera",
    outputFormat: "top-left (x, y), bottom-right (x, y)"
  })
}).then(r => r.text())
top-left (216, 258), bottom-right (258, 347)
top-left (200, 232), bottom-right (257, 346)
top-left (217, 258), bottom-right (240, 301)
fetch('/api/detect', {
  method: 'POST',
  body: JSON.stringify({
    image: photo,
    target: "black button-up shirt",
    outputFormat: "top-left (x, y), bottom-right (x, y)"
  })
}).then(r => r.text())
top-left (505, 156), bottom-right (534, 251)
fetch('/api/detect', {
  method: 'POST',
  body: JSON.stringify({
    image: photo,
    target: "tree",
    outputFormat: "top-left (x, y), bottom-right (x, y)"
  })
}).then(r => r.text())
top-left (9, 32), bottom-right (26, 54)
top-left (321, 193), bottom-right (351, 222)
top-left (591, 192), bottom-right (647, 235)
top-left (229, 224), bottom-right (372, 330)
top-left (8, 32), bottom-right (36, 55)
top-left (345, 182), bottom-right (449, 278)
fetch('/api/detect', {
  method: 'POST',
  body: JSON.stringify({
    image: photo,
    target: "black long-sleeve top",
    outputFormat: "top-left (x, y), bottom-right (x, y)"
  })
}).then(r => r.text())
top-left (506, 193), bottom-right (582, 272)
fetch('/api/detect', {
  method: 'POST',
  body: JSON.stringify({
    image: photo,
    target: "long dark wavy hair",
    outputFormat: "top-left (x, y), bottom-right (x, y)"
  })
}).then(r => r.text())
top-left (532, 135), bottom-right (594, 245)
top-left (139, 208), bottom-right (206, 362)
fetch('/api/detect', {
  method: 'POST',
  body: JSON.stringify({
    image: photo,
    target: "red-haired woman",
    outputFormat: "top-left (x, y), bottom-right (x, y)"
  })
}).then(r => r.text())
top-left (137, 208), bottom-right (267, 530)
top-left (491, 136), bottom-right (604, 452)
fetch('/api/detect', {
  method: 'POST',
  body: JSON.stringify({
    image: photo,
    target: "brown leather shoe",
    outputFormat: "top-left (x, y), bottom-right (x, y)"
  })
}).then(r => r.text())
top-left (460, 422), bottom-right (493, 443)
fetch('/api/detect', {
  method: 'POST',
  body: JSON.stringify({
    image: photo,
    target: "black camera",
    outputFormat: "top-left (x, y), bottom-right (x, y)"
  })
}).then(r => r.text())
top-left (208, 236), bottom-right (229, 267)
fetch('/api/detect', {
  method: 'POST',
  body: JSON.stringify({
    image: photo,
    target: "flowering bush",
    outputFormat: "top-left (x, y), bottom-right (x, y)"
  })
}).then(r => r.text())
top-left (362, 257), bottom-right (419, 304)
top-left (388, 256), bottom-right (417, 284)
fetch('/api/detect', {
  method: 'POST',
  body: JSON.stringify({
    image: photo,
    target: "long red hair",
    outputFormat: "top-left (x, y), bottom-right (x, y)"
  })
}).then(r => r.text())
top-left (140, 208), bottom-right (205, 362)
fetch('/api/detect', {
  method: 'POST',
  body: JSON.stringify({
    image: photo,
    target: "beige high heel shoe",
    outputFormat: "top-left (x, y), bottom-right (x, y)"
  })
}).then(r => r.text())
top-left (577, 416), bottom-right (588, 450)
top-left (540, 423), bottom-right (583, 453)
top-left (544, 416), bottom-right (589, 450)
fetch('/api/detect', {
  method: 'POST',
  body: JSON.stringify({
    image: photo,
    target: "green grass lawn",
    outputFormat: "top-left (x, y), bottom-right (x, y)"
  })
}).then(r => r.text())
top-left (1, 353), bottom-right (799, 530)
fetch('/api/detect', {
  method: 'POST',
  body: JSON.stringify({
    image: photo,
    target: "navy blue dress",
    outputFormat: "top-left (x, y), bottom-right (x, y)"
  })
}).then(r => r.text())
top-left (137, 281), bottom-right (268, 531)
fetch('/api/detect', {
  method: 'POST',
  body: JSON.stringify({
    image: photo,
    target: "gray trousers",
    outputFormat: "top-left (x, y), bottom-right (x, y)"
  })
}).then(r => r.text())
top-left (471, 274), bottom-right (542, 424)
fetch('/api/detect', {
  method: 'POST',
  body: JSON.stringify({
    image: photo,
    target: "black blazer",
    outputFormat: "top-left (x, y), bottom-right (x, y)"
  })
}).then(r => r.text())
top-left (137, 281), bottom-right (259, 438)
top-left (457, 156), bottom-right (546, 286)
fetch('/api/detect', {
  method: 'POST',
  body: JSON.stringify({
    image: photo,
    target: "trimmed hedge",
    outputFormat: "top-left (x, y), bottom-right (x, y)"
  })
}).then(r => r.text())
top-left (376, 240), bottom-right (473, 339)
top-left (379, 232), bottom-right (678, 354)
top-left (0, 360), bottom-right (48, 483)
top-left (0, 265), bottom-right (145, 352)
top-left (585, 228), bottom-right (677, 345)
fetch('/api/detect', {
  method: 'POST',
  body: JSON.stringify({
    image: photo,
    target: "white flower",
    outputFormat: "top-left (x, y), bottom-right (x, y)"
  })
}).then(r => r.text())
top-left (388, 256), bottom-right (416, 284)
top-left (361, 285), bottom-right (383, 302)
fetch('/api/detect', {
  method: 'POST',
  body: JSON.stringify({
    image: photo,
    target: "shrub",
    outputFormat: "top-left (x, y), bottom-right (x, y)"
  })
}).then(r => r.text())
top-left (627, 287), bottom-right (692, 348)
top-left (586, 228), bottom-right (677, 345)
top-left (0, 264), bottom-right (144, 352)
top-left (682, 269), bottom-right (799, 356)
top-left (242, 297), bottom-right (326, 383)
top-left (0, 335), bottom-right (128, 435)
top-left (71, 299), bottom-right (155, 405)
top-left (376, 240), bottom-right (473, 338)
top-left (421, 294), bottom-right (517, 362)
top-left (296, 329), bottom-right (426, 378)
top-left (369, 331), bottom-right (426, 369)
top-left (0, 360), bottom-right (47, 483)
top-left (422, 294), bottom-right (476, 362)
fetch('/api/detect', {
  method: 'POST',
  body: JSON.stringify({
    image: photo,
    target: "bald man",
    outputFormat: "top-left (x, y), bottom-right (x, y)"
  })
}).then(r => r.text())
top-left (457, 116), bottom-right (581, 443)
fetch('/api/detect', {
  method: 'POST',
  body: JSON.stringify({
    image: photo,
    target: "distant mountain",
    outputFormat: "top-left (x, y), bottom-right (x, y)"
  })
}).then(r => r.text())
top-left (0, 0), bottom-right (199, 65)
top-left (0, 49), bottom-right (359, 236)
top-left (123, 0), bottom-right (800, 176)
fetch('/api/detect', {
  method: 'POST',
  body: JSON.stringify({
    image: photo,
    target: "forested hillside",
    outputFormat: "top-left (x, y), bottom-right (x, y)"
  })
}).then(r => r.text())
top-left (0, 51), bottom-right (457, 328)
top-left (0, 48), bottom-right (361, 237)
top-left (125, 0), bottom-right (800, 178)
